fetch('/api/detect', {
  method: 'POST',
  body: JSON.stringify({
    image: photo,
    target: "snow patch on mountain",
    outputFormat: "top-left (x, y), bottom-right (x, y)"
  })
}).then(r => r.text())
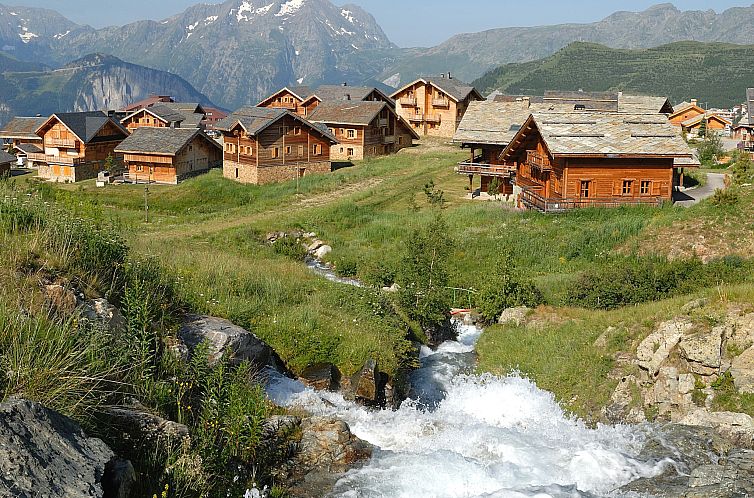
top-left (341, 9), bottom-right (355, 23)
top-left (54, 30), bottom-right (71, 39)
top-left (276, 0), bottom-right (305, 17)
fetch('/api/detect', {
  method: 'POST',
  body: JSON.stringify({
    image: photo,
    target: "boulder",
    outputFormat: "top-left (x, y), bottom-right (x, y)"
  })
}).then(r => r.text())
top-left (178, 314), bottom-right (287, 373)
top-left (349, 359), bottom-right (386, 405)
top-left (681, 298), bottom-right (709, 314)
top-left (424, 320), bottom-right (458, 347)
top-left (105, 405), bottom-right (190, 444)
top-left (307, 240), bottom-right (325, 252)
top-left (497, 306), bottom-right (531, 326)
top-left (636, 318), bottom-right (693, 376)
top-left (300, 363), bottom-right (341, 392)
top-left (102, 459), bottom-right (136, 498)
top-left (603, 375), bottom-right (646, 424)
top-left (295, 417), bottom-right (373, 473)
top-left (314, 245), bottom-right (332, 259)
top-left (731, 346), bottom-right (754, 394)
top-left (0, 398), bottom-right (133, 498)
top-left (680, 409), bottom-right (754, 448)
top-left (80, 298), bottom-right (127, 333)
top-left (680, 326), bottom-right (724, 375)
top-left (43, 283), bottom-right (79, 314)
top-left (730, 313), bottom-right (754, 351)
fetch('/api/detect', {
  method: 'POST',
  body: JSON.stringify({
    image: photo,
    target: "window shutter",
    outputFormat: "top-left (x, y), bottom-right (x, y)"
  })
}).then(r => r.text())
top-left (651, 181), bottom-right (660, 196)
top-left (574, 181), bottom-right (581, 196)
top-left (613, 180), bottom-right (621, 196)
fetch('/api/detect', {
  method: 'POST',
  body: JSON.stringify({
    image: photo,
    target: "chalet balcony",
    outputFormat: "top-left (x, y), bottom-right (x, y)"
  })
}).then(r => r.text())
top-left (526, 150), bottom-right (551, 171)
top-left (432, 98), bottom-right (450, 107)
top-left (382, 135), bottom-right (396, 144)
top-left (278, 102), bottom-right (297, 110)
top-left (45, 138), bottom-right (78, 148)
top-left (399, 96), bottom-right (417, 106)
top-left (742, 140), bottom-right (754, 151)
top-left (27, 153), bottom-right (86, 166)
top-left (408, 114), bottom-right (425, 123)
top-left (520, 188), bottom-right (663, 213)
top-left (425, 114), bottom-right (441, 124)
top-left (456, 161), bottom-right (514, 177)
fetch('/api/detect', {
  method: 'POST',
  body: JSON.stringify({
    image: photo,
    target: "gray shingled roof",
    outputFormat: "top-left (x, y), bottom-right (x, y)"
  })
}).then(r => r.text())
top-left (309, 85), bottom-right (393, 105)
top-left (137, 105), bottom-right (186, 125)
top-left (0, 150), bottom-right (16, 165)
top-left (114, 127), bottom-right (219, 156)
top-left (453, 101), bottom-right (570, 145)
top-left (308, 101), bottom-right (387, 125)
top-left (0, 116), bottom-right (47, 140)
top-left (392, 77), bottom-right (482, 103)
top-left (15, 143), bottom-right (43, 154)
top-left (518, 112), bottom-right (694, 157)
top-left (217, 106), bottom-right (337, 142)
top-left (543, 91), bottom-right (619, 111)
top-left (156, 103), bottom-right (205, 127)
top-left (50, 112), bottom-right (129, 144)
top-left (747, 88), bottom-right (754, 126)
top-left (618, 95), bottom-right (674, 114)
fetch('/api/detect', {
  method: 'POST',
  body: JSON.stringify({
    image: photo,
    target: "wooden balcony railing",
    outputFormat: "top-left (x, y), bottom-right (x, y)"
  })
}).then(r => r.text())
top-left (399, 96), bottom-right (417, 106)
top-left (45, 138), bottom-right (78, 148)
top-left (425, 114), bottom-right (441, 124)
top-left (277, 102), bottom-right (297, 110)
top-left (432, 98), bottom-right (450, 107)
top-left (456, 161), bottom-right (514, 177)
top-left (526, 150), bottom-right (551, 171)
top-left (27, 153), bottom-right (86, 166)
top-left (408, 114), bottom-right (424, 123)
top-left (742, 141), bottom-right (754, 151)
top-left (520, 188), bottom-right (663, 213)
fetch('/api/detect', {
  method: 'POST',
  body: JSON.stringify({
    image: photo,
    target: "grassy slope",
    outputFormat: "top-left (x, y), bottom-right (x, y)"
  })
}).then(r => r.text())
top-left (15, 141), bottom-right (754, 416)
top-left (473, 41), bottom-right (754, 108)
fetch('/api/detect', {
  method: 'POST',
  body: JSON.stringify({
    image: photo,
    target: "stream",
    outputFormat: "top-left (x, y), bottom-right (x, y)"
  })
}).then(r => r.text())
top-left (263, 261), bottom-right (678, 497)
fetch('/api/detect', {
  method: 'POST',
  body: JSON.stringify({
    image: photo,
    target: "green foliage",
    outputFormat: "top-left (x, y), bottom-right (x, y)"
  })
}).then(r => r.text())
top-left (711, 371), bottom-right (754, 416)
top-left (360, 259), bottom-right (396, 288)
top-left (696, 133), bottom-right (724, 166)
top-left (422, 180), bottom-right (445, 208)
top-left (334, 254), bottom-right (359, 278)
top-left (711, 188), bottom-right (739, 207)
top-left (397, 215), bottom-right (453, 331)
top-left (732, 151), bottom-right (754, 185)
top-left (692, 377), bottom-right (707, 406)
top-left (476, 253), bottom-right (543, 322)
top-left (566, 256), bottom-right (749, 310)
top-left (272, 235), bottom-right (307, 261)
top-left (487, 177), bottom-right (503, 197)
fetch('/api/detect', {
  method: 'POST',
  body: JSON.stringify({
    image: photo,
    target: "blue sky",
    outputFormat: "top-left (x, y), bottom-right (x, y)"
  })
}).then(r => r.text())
top-left (7, 0), bottom-right (751, 46)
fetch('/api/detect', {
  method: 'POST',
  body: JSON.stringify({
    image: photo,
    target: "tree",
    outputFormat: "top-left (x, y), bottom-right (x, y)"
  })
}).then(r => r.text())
top-left (423, 180), bottom-right (445, 208)
top-left (487, 177), bottom-right (502, 200)
top-left (696, 133), bottom-right (724, 167)
top-left (397, 215), bottom-right (453, 333)
top-left (476, 253), bottom-right (543, 322)
top-left (698, 119), bottom-right (707, 139)
top-left (732, 150), bottom-right (754, 185)
top-left (104, 153), bottom-right (116, 172)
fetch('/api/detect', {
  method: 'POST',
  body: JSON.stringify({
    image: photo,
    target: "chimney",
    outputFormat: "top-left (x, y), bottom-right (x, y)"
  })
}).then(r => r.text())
top-left (343, 94), bottom-right (351, 101)
top-left (342, 82), bottom-right (348, 87)
top-left (440, 73), bottom-right (445, 79)
top-left (691, 98), bottom-right (698, 106)
top-left (447, 71), bottom-right (452, 79)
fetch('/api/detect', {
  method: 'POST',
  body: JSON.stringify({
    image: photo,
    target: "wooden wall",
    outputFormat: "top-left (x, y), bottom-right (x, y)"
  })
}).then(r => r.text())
top-left (124, 135), bottom-right (221, 184)
top-left (393, 81), bottom-right (478, 138)
top-left (259, 90), bottom-right (305, 115)
top-left (670, 107), bottom-right (704, 126)
top-left (561, 157), bottom-right (674, 200)
top-left (123, 110), bottom-right (168, 130)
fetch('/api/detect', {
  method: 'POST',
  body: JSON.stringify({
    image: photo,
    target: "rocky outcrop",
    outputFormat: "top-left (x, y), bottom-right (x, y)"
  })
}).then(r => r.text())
top-left (178, 314), bottom-right (288, 373)
top-left (635, 318), bottom-right (692, 376)
top-left (348, 359), bottom-right (386, 406)
top-left (0, 398), bottom-right (134, 498)
top-left (681, 409), bottom-right (754, 448)
top-left (731, 347), bottom-right (754, 393)
top-left (300, 363), bottom-right (341, 392)
top-left (105, 404), bottom-right (190, 445)
top-left (80, 298), bottom-right (127, 333)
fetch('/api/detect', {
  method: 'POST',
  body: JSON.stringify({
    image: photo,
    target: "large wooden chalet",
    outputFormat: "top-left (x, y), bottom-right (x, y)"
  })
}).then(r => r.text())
top-left (498, 112), bottom-right (695, 212)
top-left (734, 88), bottom-right (754, 154)
top-left (391, 75), bottom-right (484, 138)
top-left (307, 101), bottom-right (418, 160)
top-left (31, 112), bottom-right (129, 183)
top-left (217, 107), bottom-right (338, 185)
top-left (115, 127), bottom-right (222, 184)
top-left (257, 84), bottom-right (393, 118)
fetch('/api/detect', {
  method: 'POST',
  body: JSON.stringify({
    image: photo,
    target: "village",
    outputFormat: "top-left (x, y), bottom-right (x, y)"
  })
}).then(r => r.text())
top-left (2, 77), bottom-right (752, 212)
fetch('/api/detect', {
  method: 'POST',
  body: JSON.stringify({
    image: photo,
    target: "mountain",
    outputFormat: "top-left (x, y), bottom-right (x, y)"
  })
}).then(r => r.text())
top-left (376, 3), bottom-right (754, 86)
top-left (0, 53), bottom-right (214, 125)
top-left (472, 41), bottom-right (754, 108)
top-left (29, 0), bottom-right (398, 109)
top-left (0, 3), bottom-right (84, 61)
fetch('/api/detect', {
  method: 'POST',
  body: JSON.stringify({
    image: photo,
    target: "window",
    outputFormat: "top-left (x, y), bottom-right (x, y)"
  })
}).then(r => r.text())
top-left (347, 129), bottom-right (356, 139)
top-left (312, 144), bottom-right (321, 156)
top-left (235, 168), bottom-right (239, 179)
top-left (285, 146), bottom-right (292, 155)
top-left (622, 180), bottom-right (633, 195)
top-left (294, 127), bottom-right (301, 135)
top-left (339, 128), bottom-right (345, 136)
top-left (136, 165), bottom-right (143, 172)
top-left (398, 136), bottom-right (403, 145)
top-left (580, 180), bottom-right (591, 198)
top-left (272, 147), bottom-right (279, 159)
top-left (340, 147), bottom-right (344, 153)
top-left (328, 128), bottom-right (335, 135)
top-left (640, 180), bottom-right (651, 195)
top-left (298, 145), bottom-right (304, 156)
top-left (347, 148), bottom-right (354, 157)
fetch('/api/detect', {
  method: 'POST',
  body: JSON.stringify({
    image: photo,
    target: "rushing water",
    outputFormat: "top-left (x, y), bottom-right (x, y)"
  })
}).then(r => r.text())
top-left (266, 322), bottom-right (677, 498)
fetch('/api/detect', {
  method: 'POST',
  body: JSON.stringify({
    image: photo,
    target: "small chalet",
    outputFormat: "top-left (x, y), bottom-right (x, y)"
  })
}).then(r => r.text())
top-left (668, 99), bottom-right (707, 126)
top-left (0, 150), bottom-right (15, 176)
top-left (217, 107), bottom-right (338, 185)
top-left (114, 127), bottom-right (222, 184)
top-left (453, 100), bottom-right (567, 196)
top-left (733, 88), bottom-right (754, 150)
top-left (123, 95), bottom-right (175, 113)
top-left (499, 112), bottom-right (695, 212)
top-left (32, 112), bottom-right (130, 183)
top-left (307, 101), bottom-right (418, 160)
top-left (0, 116), bottom-right (47, 167)
top-left (257, 84), bottom-right (394, 117)
top-left (121, 104), bottom-right (187, 131)
top-left (680, 112), bottom-right (731, 137)
top-left (159, 103), bottom-right (207, 128)
top-left (391, 75), bottom-right (484, 138)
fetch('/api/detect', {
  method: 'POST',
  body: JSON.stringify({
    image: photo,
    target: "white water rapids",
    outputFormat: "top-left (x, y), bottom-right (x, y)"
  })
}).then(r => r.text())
top-left (266, 321), bottom-right (676, 497)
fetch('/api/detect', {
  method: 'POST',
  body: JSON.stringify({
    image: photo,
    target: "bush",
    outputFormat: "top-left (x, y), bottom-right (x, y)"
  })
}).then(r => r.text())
top-left (711, 188), bottom-right (739, 207)
top-left (566, 256), bottom-right (749, 310)
top-left (732, 152), bottom-right (754, 185)
top-left (272, 235), bottom-right (307, 260)
top-left (334, 254), bottom-right (359, 278)
top-left (696, 133), bottom-right (724, 166)
top-left (360, 259), bottom-right (396, 288)
top-left (476, 254), bottom-right (543, 322)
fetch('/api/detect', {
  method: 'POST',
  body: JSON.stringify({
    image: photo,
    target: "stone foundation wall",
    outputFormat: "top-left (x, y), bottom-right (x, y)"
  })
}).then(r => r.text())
top-left (223, 159), bottom-right (331, 185)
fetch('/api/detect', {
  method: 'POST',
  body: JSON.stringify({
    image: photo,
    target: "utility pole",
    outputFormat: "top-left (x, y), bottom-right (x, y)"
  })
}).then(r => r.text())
top-left (144, 184), bottom-right (149, 223)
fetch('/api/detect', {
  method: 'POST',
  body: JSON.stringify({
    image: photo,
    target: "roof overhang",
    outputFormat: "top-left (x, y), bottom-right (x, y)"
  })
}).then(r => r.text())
top-left (257, 87), bottom-right (309, 107)
top-left (121, 108), bottom-right (172, 125)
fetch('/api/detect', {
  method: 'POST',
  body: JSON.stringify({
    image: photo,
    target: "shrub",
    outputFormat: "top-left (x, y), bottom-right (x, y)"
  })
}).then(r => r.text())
top-left (272, 235), bottom-right (307, 260)
top-left (696, 133), bottom-right (724, 166)
top-left (711, 188), bottom-right (739, 207)
top-left (334, 254), bottom-right (359, 278)
top-left (732, 152), bottom-right (754, 185)
top-left (476, 254), bottom-right (543, 322)
top-left (360, 259), bottom-right (396, 288)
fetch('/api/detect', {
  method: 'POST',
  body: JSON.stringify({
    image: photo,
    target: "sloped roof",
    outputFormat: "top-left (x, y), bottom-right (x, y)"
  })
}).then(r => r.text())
top-left (618, 95), bottom-right (674, 114)
top-left (258, 86), bottom-right (314, 106)
top-left (747, 88), bottom-right (754, 126)
top-left (123, 95), bottom-right (174, 112)
top-left (41, 112), bottom-right (129, 144)
top-left (115, 127), bottom-right (220, 156)
top-left (493, 95), bottom-right (545, 104)
top-left (308, 101), bottom-right (387, 125)
top-left (143, 104), bottom-right (186, 124)
top-left (0, 149), bottom-right (15, 164)
top-left (391, 77), bottom-right (482, 103)
top-left (217, 106), bottom-right (338, 143)
top-left (307, 85), bottom-right (393, 105)
top-left (543, 90), bottom-right (619, 112)
top-left (681, 112), bottom-right (732, 128)
top-left (15, 143), bottom-right (43, 154)
top-left (453, 101), bottom-right (570, 145)
top-left (0, 116), bottom-right (47, 140)
top-left (669, 102), bottom-right (706, 119)
top-left (505, 112), bottom-right (693, 159)
top-left (156, 102), bottom-right (206, 127)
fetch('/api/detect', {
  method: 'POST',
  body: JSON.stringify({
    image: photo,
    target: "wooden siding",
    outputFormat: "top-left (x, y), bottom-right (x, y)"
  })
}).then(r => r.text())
top-left (123, 135), bottom-right (221, 184)
top-left (393, 81), bottom-right (480, 138)
top-left (669, 106), bottom-right (704, 126)
top-left (323, 109), bottom-right (414, 161)
top-left (259, 90), bottom-right (306, 115)
top-left (123, 110), bottom-right (169, 131)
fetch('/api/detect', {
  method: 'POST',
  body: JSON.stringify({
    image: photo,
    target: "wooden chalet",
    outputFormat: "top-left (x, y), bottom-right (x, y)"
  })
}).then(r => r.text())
top-left (31, 112), bottom-right (129, 183)
top-left (733, 88), bottom-right (754, 152)
top-left (499, 112), bottom-right (695, 212)
top-left (307, 101), bottom-right (418, 160)
top-left (391, 75), bottom-right (484, 138)
top-left (123, 95), bottom-right (175, 113)
top-left (0, 150), bottom-right (14, 177)
top-left (201, 107), bottom-right (229, 132)
top-left (114, 127), bottom-right (222, 184)
top-left (257, 84), bottom-right (393, 118)
top-left (121, 104), bottom-right (187, 131)
top-left (680, 112), bottom-right (731, 137)
top-left (0, 116), bottom-right (47, 167)
top-left (217, 107), bottom-right (338, 185)
top-left (669, 99), bottom-right (706, 126)
top-left (256, 86), bottom-right (314, 116)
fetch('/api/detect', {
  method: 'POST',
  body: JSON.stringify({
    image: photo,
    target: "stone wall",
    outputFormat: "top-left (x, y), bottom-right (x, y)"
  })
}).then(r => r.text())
top-left (223, 159), bottom-right (331, 185)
